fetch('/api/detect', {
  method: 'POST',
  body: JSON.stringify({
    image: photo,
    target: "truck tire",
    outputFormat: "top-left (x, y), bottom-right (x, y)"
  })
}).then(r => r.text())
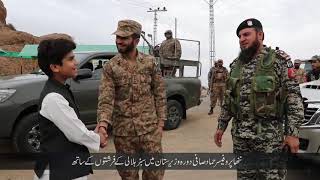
top-left (12, 112), bottom-right (40, 153)
top-left (164, 100), bottom-right (183, 130)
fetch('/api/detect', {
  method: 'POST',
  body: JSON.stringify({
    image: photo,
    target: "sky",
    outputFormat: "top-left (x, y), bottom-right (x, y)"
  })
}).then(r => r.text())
top-left (3, 0), bottom-right (320, 85)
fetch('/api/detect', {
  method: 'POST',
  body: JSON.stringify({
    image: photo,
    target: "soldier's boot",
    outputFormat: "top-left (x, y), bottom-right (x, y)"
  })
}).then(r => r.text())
top-left (208, 107), bottom-right (213, 115)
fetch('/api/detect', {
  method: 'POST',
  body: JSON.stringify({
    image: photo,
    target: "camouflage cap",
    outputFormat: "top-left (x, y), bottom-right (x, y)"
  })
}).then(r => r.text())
top-left (311, 55), bottom-right (320, 61)
top-left (294, 59), bottom-right (301, 64)
top-left (113, 19), bottom-right (142, 37)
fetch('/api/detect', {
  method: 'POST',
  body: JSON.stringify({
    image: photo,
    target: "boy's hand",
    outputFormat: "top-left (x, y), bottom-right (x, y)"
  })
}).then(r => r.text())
top-left (95, 124), bottom-right (108, 148)
top-left (99, 132), bottom-right (108, 148)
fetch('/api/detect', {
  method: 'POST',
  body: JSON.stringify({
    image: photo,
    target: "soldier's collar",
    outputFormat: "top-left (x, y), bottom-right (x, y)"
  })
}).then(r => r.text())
top-left (118, 50), bottom-right (144, 64)
top-left (255, 47), bottom-right (268, 59)
top-left (261, 47), bottom-right (269, 54)
top-left (136, 51), bottom-right (144, 63)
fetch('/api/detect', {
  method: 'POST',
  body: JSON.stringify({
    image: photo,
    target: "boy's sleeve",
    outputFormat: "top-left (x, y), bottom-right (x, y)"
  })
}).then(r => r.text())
top-left (40, 93), bottom-right (100, 152)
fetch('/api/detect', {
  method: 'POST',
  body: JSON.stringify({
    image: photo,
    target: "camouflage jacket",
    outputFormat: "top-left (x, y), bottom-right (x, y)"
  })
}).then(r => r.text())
top-left (97, 52), bottom-right (167, 136)
top-left (159, 38), bottom-right (182, 59)
top-left (306, 70), bottom-right (320, 82)
top-left (293, 68), bottom-right (306, 84)
top-left (208, 66), bottom-right (228, 89)
top-left (217, 47), bottom-right (304, 140)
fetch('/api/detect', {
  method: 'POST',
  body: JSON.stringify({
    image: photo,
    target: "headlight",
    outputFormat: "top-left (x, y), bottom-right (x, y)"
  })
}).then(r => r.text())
top-left (0, 89), bottom-right (16, 103)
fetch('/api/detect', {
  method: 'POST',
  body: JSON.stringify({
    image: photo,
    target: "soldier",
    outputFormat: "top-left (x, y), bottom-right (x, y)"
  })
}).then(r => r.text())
top-left (159, 30), bottom-right (182, 76)
top-left (292, 59), bottom-right (306, 83)
top-left (306, 55), bottom-right (320, 82)
top-left (213, 18), bottom-right (304, 180)
top-left (96, 19), bottom-right (166, 180)
top-left (159, 30), bottom-right (182, 59)
top-left (208, 59), bottom-right (228, 115)
top-left (207, 61), bottom-right (218, 96)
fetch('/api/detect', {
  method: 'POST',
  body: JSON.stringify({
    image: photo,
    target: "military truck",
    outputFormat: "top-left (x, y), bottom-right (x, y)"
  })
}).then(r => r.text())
top-left (0, 40), bottom-right (202, 153)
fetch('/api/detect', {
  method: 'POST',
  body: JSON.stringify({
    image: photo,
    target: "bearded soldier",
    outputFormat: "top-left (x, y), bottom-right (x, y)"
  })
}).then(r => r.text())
top-left (292, 59), bottom-right (306, 83)
top-left (214, 18), bottom-right (304, 180)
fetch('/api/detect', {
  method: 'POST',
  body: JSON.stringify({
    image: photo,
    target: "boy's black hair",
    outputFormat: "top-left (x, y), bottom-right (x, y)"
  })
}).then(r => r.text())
top-left (37, 39), bottom-right (76, 77)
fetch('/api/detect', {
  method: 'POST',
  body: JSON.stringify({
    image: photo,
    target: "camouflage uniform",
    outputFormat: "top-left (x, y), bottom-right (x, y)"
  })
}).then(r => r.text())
top-left (218, 47), bottom-right (304, 180)
top-left (292, 68), bottom-right (306, 84)
top-left (97, 20), bottom-right (166, 180)
top-left (208, 66), bottom-right (228, 109)
top-left (306, 70), bottom-right (320, 82)
top-left (159, 38), bottom-right (181, 60)
top-left (159, 37), bottom-right (182, 76)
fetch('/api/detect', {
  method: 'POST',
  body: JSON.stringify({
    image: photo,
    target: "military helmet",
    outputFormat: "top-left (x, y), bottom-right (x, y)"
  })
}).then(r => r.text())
top-left (164, 30), bottom-right (172, 35)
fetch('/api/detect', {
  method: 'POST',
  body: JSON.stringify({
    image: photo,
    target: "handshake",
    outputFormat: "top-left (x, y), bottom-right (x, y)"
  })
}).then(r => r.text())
top-left (94, 124), bottom-right (108, 148)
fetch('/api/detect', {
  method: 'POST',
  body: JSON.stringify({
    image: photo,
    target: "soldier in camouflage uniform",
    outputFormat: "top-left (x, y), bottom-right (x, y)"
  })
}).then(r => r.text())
top-left (97, 19), bottom-right (167, 180)
top-left (292, 59), bottom-right (306, 84)
top-left (213, 18), bottom-right (304, 180)
top-left (306, 55), bottom-right (320, 82)
top-left (208, 59), bottom-right (228, 115)
top-left (159, 30), bottom-right (182, 76)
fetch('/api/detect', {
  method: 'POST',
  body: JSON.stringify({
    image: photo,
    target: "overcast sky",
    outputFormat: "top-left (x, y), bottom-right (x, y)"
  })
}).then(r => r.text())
top-left (3, 0), bottom-right (320, 85)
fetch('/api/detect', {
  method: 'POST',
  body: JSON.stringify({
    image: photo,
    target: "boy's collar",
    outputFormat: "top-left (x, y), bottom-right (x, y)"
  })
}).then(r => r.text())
top-left (48, 78), bottom-right (70, 89)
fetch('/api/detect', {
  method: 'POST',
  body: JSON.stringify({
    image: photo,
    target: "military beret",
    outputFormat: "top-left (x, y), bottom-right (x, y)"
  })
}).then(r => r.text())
top-left (236, 18), bottom-right (263, 37)
top-left (113, 19), bottom-right (142, 37)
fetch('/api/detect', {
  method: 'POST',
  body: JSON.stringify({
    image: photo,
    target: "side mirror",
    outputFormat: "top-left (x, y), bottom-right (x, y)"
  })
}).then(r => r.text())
top-left (75, 68), bottom-right (92, 81)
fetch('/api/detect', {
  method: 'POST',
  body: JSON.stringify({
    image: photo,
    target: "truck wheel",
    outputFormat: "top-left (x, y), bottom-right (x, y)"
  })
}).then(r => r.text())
top-left (12, 112), bottom-right (40, 153)
top-left (164, 100), bottom-right (183, 130)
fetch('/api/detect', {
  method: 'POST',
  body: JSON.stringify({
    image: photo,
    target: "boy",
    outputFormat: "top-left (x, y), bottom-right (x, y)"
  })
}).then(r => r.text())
top-left (34, 39), bottom-right (107, 180)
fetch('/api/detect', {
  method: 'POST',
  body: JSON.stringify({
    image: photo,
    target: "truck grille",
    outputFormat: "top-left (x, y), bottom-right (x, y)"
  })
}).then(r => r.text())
top-left (304, 107), bottom-right (319, 124)
top-left (305, 85), bottom-right (320, 90)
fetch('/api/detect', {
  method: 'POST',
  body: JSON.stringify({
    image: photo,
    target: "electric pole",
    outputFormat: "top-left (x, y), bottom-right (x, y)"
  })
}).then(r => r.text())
top-left (147, 7), bottom-right (167, 46)
top-left (204, 0), bottom-right (218, 67)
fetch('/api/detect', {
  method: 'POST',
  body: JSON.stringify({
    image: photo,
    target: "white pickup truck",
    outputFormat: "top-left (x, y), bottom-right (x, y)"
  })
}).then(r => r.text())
top-left (298, 80), bottom-right (320, 164)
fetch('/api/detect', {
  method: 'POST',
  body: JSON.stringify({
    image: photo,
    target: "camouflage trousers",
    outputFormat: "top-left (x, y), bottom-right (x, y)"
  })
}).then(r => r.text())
top-left (210, 84), bottom-right (225, 108)
top-left (114, 128), bottom-right (164, 180)
top-left (233, 136), bottom-right (286, 180)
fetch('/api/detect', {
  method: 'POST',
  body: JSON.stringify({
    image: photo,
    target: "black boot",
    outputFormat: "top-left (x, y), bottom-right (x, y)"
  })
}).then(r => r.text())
top-left (208, 107), bottom-right (213, 115)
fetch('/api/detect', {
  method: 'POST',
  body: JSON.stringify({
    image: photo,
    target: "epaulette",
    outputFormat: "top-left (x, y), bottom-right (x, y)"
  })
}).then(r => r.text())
top-left (229, 58), bottom-right (238, 69)
top-left (275, 49), bottom-right (291, 61)
top-left (274, 48), bottom-right (293, 68)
